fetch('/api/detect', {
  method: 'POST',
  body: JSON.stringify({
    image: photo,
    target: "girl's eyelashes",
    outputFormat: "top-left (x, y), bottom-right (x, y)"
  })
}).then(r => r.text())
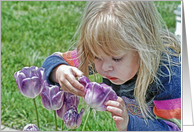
top-left (94, 56), bottom-right (101, 60)
top-left (112, 57), bottom-right (123, 62)
top-left (95, 56), bottom-right (123, 62)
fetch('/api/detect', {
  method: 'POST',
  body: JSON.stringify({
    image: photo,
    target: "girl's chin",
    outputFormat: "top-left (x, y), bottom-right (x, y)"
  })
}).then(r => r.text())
top-left (109, 79), bottom-right (124, 85)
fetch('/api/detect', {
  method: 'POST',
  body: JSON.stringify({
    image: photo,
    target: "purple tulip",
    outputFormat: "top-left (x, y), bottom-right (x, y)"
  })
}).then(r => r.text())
top-left (40, 81), bottom-right (65, 110)
top-left (14, 66), bottom-right (44, 98)
top-left (78, 76), bottom-right (118, 111)
top-left (56, 92), bottom-right (79, 120)
top-left (63, 105), bottom-right (85, 129)
top-left (22, 124), bottom-right (39, 131)
top-left (56, 92), bottom-right (85, 129)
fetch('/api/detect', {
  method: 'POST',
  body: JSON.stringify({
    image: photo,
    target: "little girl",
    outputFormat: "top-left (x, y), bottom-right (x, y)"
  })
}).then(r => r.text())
top-left (42, 1), bottom-right (181, 131)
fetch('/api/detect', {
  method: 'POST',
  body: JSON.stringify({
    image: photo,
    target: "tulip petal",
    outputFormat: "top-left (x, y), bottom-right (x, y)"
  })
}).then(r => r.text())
top-left (21, 77), bottom-right (41, 98)
top-left (78, 76), bottom-right (118, 111)
top-left (40, 92), bottom-right (51, 110)
top-left (77, 108), bottom-right (85, 127)
top-left (41, 81), bottom-right (50, 93)
top-left (14, 66), bottom-right (44, 99)
top-left (56, 92), bottom-right (79, 120)
top-left (22, 124), bottom-right (39, 131)
top-left (79, 76), bottom-right (90, 87)
top-left (51, 91), bottom-right (64, 110)
top-left (56, 102), bottom-right (67, 119)
top-left (21, 66), bottom-right (36, 78)
top-left (63, 106), bottom-right (84, 129)
top-left (40, 81), bottom-right (66, 110)
top-left (14, 72), bottom-right (26, 93)
top-left (50, 85), bottom-right (61, 98)
top-left (63, 107), bottom-right (77, 129)
top-left (66, 94), bottom-right (79, 108)
top-left (37, 67), bottom-right (45, 85)
top-left (64, 92), bottom-right (74, 102)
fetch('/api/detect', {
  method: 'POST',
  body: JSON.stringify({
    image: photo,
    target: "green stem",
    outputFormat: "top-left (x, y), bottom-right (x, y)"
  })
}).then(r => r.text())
top-left (33, 98), bottom-right (39, 128)
top-left (61, 119), bottom-right (63, 131)
top-left (82, 107), bottom-right (92, 131)
top-left (54, 111), bottom-right (58, 131)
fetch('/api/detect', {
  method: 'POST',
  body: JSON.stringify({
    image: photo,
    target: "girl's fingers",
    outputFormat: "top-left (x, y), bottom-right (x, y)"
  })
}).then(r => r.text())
top-left (66, 74), bottom-right (84, 90)
top-left (71, 67), bottom-right (84, 77)
top-left (113, 116), bottom-right (127, 131)
top-left (105, 97), bottom-right (129, 131)
top-left (105, 96), bottom-right (127, 117)
top-left (105, 96), bottom-right (125, 106)
top-left (105, 100), bottom-right (121, 108)
top-left (117, 96), bottom-right (124, 102)
top-left (60, 79), bottom-right (85, 97)
top-left (112, 115), bottom-right (124, 122)
top-left (107, 106), bottom-right (123, 117)
top-left (65, 71), bottom-right (84, 90)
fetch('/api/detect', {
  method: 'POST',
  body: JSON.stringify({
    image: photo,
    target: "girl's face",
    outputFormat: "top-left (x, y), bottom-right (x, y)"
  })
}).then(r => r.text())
top-left (94, 48), bottom-right (140, 85)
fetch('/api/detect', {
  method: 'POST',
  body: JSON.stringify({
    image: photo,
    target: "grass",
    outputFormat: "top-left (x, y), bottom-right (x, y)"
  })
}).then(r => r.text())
top-left (1, 1), bottom-right (181, 131)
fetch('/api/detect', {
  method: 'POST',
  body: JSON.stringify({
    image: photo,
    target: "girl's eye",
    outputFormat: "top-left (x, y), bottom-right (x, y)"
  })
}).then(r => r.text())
top-left (94, 56), bottom-right (101, 60)
top-left (112, 57), bottom-right (123, 62)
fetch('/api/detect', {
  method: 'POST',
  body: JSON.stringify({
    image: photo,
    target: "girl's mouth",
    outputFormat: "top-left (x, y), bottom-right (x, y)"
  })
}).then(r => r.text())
top-left (106, 76), bottom-right (118, 81)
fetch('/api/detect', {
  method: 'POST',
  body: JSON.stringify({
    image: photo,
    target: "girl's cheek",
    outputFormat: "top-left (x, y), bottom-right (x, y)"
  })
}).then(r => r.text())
top-left (94, 61), bottom-right (102, 73)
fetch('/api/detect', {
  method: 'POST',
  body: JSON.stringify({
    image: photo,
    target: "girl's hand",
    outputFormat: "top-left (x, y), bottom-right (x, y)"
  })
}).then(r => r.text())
top-left (51, 64), bottom-right (85, 97)
top-left (105, 96), bottom-right (129, 131)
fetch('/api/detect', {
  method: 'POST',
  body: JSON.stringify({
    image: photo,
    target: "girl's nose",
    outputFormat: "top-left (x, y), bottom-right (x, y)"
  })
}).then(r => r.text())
top-left (102, 61), bottom-right (113, 71)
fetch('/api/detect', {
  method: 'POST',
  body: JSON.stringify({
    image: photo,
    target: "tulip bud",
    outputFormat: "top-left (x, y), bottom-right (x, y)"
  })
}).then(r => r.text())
top-left (22, 124), bottom-right (39, 131)
top-left (63, 106), bottom-right (85, 129)
top-left (56, 92), bottom-right (79, 120)
top-left (40, 81), bottom-right (64, 110)
top-left (78, 76), bottom-right (118, 111)
top-left (14, 66), bottom-right (44, 98)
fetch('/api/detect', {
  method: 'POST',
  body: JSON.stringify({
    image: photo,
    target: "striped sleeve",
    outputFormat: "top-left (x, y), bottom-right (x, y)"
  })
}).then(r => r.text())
top-left (153, 98), bottom-right (181, 130)
top-left (153, 55), bottom-right (181, 131)
top-left (53, 50), bottom-right (79, 68)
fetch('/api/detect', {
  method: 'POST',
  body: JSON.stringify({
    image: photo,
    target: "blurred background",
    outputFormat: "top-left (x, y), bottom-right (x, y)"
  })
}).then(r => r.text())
top-left (1, 1), bottom-right (181, 131)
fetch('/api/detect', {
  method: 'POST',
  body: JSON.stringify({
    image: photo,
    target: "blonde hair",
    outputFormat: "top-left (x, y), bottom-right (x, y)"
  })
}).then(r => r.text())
top-left (73, 1), bottom-right (181, 120)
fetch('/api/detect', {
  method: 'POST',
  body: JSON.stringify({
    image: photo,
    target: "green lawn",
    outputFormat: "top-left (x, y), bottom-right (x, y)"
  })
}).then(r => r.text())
top-left (1, 1), bottom-right (181, 131)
